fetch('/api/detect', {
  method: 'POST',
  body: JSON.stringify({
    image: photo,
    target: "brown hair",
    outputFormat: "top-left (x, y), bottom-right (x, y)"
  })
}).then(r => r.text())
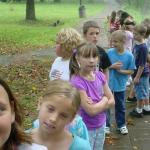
top-left (0, 78), bottom-right (32, 150)
top-left (83, 20), bottom-right (100, 35)
top-left (111, 30), bottom-right (126, 43)
top-left (134, 24), bottom-right (147, 37)
top-left (42, 80), bottom-right (81, 117)
top-left (110, 11), bottom-right (116, 24)
top-left (56, 28), bottom-right (83, 59)
top-left (69, 42), bottom-right (99, 77)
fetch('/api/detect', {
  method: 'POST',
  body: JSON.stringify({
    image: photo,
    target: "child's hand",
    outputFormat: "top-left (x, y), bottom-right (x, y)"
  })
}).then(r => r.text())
top-left (86, 97), bottom-right (94, 104)
top-left (117, 69), bottom-right (124, 73)
top-left (111, 61), bottom-right (123, 70)
top-left (51, 69), bottom-right (62, 79)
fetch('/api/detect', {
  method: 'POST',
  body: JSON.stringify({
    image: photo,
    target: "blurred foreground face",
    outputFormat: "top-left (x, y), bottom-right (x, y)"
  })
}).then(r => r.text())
top-left (84, 27), bottom-right (100, 44)
top-left (0, 85), bottom-right (15, 149)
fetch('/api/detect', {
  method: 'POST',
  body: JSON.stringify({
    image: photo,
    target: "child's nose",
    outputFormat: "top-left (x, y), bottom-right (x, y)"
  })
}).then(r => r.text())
top-left (49, 112), bottom-right (58, 122)
top-left (90, 57), bottom-right (94, 62)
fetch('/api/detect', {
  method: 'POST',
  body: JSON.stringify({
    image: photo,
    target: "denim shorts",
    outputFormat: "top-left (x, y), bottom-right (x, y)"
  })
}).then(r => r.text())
top-left (88, 123), bottom-right (106, 150)
top-left (134, 76), bottom-right (149, 100)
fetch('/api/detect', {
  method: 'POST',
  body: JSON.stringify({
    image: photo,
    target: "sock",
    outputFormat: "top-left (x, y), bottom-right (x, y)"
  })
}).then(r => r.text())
top-left (136, 107), bottom-right (143, 113)
top-left (143, 105), bottom-right (150, 111)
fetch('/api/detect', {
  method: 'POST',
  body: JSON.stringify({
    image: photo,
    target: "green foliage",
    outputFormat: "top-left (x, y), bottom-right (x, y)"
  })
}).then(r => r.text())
top-left (120, 0), bottom-right (150, 18)
top-left (123, 5), bottom-right (150, 23)
top-left (0, 3), bottom-right (105, 55)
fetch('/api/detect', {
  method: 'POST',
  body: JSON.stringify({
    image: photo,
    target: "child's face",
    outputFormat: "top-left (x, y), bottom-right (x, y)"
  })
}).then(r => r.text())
top-left (111, 36), bottom-right (124, 50)
top-left (84, 27), bottom-right (100, 44)
top-left (133, 30), bottom-right (143, 42)
top-left (77, 55), bottom-right (99, 72)
top-left (55, 42), bottom-right (62, 57)
top-left (38, 95), bottom-right (74, 135)
top-left (0, 85), bottom-right (15, 149)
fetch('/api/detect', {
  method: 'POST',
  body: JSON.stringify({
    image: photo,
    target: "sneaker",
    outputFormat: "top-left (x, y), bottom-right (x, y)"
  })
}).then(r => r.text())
top-left (126, 97), bottom-right (137, 103)
top-left (143, 109), bottom-right (150, 115)
top-left (129, 109), bottom-right (143, 118)
top-left (118, 126), bottom-right (128, 135)
top-left (105, 127), bottom-right (110, 134)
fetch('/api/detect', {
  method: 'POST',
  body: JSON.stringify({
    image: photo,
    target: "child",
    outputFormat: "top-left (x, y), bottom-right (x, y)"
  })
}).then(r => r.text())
top-left (108, 11), bottom-right (117, 33)
top-left (83, 20), bottom-right (112, 134)
top-left (142, 18), bottom-right (150, 52)
top-left (70, 42), bottom-right (114, 150)
top-left (49, 28), bottom-right (83, 81)
top-left (83, 20), bottom-right (111, 77)
top-left (0, 78), bottom-right (47, 150)
top-left (36, 28), bottom-right (89, 140)
top-left (123, 18), bottom-right (135, 51)
top-left (130, 24), bottom-right (150, 117)
top-left (31, 79), bottom-right (91, 150)
top-left (107, 30), bottom-right (136, 134)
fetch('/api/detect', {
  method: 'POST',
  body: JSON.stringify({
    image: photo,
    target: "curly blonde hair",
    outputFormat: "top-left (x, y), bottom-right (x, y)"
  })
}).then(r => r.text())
top-left (56, 28), bottom-right (83, 59)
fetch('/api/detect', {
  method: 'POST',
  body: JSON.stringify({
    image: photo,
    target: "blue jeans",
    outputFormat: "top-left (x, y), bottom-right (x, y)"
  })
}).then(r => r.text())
top-left (106, 109), bottom-right (111, 127)
top-left (107, 91), bottom-right (126, 128)
top-left (88, 123), bottom-right (106, 150)
top-left (134, 76), bottom-right (149, 100)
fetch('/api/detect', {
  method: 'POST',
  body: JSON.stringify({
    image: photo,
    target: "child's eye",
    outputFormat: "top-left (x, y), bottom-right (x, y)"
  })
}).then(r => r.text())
top-left (47, 106), bottom-right (54, 113)
top-left (0, 106), bottom-right (5, 114)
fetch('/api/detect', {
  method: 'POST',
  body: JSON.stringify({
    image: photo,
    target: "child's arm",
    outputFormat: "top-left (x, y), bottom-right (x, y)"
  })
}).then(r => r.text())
top-left (134, 66), bottom-right (144, 84)
top-left (103, 82), bottom-right (115, 108)
top-left (109, 61), bottom-right (122, 70)
top-left (79, 90), bottom-right (109, 117)
top-left (117, 69), bottom-right (134, 75)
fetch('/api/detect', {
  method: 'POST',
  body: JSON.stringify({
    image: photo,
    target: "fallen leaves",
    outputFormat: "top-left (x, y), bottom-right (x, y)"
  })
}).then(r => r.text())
top-left (0, 59), bottom-right (53, 128)
top-left (105, 134), bottom-right (119, 145)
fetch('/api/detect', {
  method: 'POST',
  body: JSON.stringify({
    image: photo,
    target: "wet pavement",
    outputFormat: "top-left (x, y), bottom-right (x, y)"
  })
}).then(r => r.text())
top-left (104, 102), bottom-right (150, 150)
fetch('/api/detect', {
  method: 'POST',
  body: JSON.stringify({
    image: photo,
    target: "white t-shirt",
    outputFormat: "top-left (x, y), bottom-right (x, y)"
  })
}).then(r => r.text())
top-left (18, 143), bottom-right (48, 150)
top-left (49, 57), bottom-right (70, 81)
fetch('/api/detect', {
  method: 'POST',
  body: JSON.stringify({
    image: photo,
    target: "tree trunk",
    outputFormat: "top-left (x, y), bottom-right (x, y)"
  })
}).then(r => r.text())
top-left (26, 0), bottom-right (36, 20)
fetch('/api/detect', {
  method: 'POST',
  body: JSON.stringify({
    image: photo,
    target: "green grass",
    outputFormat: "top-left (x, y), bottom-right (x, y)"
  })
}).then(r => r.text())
top-left (0, 2), bottom-right (105, 54)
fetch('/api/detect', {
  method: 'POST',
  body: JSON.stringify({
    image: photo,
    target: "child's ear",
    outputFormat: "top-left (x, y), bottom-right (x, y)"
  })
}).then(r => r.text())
top-left (37, 97), bottom-right (43, 111)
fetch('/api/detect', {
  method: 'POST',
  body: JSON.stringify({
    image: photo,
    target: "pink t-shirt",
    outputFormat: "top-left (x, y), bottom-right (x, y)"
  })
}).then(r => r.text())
top-left (124, 30), bottom-right (133, 51)
top-left (71, 71), bottom-right (106, 130)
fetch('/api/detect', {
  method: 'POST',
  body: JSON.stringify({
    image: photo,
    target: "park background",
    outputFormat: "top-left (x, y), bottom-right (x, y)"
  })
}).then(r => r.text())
top-left (0, 0), bottom-right (150, 129)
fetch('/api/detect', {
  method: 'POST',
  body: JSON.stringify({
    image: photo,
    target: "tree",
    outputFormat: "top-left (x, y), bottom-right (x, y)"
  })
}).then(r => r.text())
top-left (26, 0), bottom-right (36, 20)
top-left (53, 0), bottom-right (61, 3)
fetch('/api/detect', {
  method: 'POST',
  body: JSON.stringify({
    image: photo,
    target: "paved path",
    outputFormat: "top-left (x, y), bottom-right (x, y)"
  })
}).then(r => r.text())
top-left (104, 102), bottom-right (150, 150)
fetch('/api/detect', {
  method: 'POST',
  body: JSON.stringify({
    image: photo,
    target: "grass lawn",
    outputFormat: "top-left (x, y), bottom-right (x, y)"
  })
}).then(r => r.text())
top-left (0, 2), bottom-right (105, 55)
top-left (0, 2), bottom-right (105, 129)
